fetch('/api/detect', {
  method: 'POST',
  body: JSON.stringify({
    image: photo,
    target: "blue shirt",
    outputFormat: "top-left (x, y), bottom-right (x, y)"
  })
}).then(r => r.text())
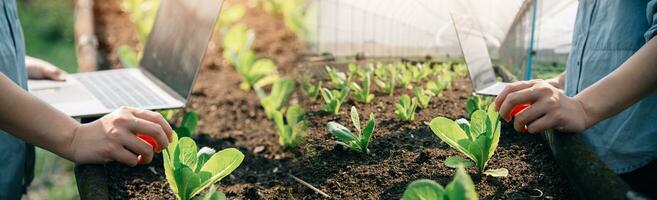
top-left (0, 0), bottom-right (33, 199)
top-left (565, 0), bottom-right (657, 174)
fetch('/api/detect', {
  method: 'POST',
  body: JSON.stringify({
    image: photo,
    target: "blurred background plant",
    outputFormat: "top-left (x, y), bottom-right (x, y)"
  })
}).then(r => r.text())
top-left (19, 0), bottom-right (77, 73)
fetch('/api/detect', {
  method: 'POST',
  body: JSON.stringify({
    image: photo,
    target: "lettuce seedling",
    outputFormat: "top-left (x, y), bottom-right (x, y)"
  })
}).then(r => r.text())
top-left (413, 88), bottom-right (435, 109)
top-left (351, 71), bottom-right (375, 103)
top-left (397, 66), bottom-right (413, 89)
top-left (223, 24), bottom-right (254, 64)
top-left (403, 166), bottom-right (478, 200)
top-left (425, 74), bottom-right (451, 97)
top-left (325, 66), bottom-right (348, 88)
top-left (466, 95), bottom-right (492, 117)
top-left (454, 63), bottom-right (469, 77)
top-left (272, 105), bottom-right (306, 148)
top-left (163, 132), bottom-right (244, 200)
top-left (224, 24), bottom-right (279, 90)
top-left (348, 63), bottom-right (365, 80)
top-left (395, 95), bottom-right (418, 122)
top-left (410, 63), bottom-right (432, 83)
top-left (327, 106), bottom-right (376, 153)
top-left (320, 86), bottom-right (350, 114)
top-left (257, 79), bottom-right (295, 119)
top-left (176, 111), bottom-right (199, 138)
top-left (429, 104), bottom-right (508, 177)
top-left (374, 65), bottom-right (397, 96)
top-left (300, 75), bottom-right (321, 101)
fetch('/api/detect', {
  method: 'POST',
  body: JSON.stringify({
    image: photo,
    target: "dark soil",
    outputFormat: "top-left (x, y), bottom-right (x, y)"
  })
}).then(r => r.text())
top-left (94, 0), bottom-right (576, 199)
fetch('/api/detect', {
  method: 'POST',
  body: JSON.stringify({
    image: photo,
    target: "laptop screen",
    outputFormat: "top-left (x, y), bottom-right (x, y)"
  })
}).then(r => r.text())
top-left (140, 0), bottom-right (224, 99)
top-left (451, 14), bottom-right (497, 92)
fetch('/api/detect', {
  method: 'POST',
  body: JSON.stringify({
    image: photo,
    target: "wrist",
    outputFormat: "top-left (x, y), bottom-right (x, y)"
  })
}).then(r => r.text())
top-left (573, 95), bottom-right (596, 130)
top-left (60, 122), bottom-right (83, 163)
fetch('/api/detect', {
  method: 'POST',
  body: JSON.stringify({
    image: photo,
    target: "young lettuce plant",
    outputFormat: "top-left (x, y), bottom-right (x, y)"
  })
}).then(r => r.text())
top-left (425, 74), bottom-right (451, 97)
top-left (374, 65), bottom-right (397, 96)
top-left (348, 63), bottom-right (365, 80)
top-left (395, 95), bottom-right (418, 122)
top-left (403, 166), bottom-right (478, 200)
top-left (397, 66), bottom-right (413, 89)
top-left (320, 86), bottom-right (349, 114)
top-left (413, 88), bottom-right (435, 109)
top-left (272, 105), bottom-right (306, 148)
top-left (224, 24), bottom-right (279, 90)
top-left (256, 79), bottom-right (295, 119)
top-left (466, 95), bottom-right (492, 117)
top-left (429, 104), bottom-right (508, 177)
top-left (325, 66), bottom-right (348, 88)
top-left (163, 132), bottom-right (244, 200)
top-left (327, 106), bottom-right (376, 153)
top-left (410, 63), bottom-right (432, 82)
top-left (300, 75), bottom-right (321, 101)
top-left (176, 111), bottom-right (199, 138)
top-left (350, 71), bottom-right (375, 103)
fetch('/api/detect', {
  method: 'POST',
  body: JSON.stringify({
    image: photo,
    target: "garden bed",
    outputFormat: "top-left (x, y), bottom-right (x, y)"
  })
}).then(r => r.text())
top-left (82, 0), bottom-right (578, 199)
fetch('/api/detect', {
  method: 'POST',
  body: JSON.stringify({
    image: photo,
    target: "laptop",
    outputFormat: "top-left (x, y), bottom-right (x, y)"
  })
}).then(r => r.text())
top-left (450, 13), bottom-right (508, 96)
top-left (28, 0), bottom-right (224, 118)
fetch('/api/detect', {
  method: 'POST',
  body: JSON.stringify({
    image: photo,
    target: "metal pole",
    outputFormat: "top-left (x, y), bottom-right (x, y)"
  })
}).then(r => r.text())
top-left (525, 0), bottom-right (538, 80)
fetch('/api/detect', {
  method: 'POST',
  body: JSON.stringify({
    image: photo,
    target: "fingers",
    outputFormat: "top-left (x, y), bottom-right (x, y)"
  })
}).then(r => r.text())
top-left (494, 80), bottom-right (538, 110)
top-left (527, 113), bottom-right (560, 134)
top-left (513, 99), bottom-right (550, 133)
top-left (120, 132), bottom-right (154, 164)
top-left (125, 117), bottom-right (169, 152)
top-left (111, 148), bottom-right (139, 167)
top-left (45, 68), bottom-right (66, 81)
top-left (132, 109), bottom-right (173, 142)
top-left (498, 87), bottom-right (541, 121)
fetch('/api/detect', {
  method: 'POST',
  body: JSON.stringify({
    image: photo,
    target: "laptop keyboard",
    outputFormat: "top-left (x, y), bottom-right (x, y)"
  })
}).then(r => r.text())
top-left (75, 70), bottom-right (168, 109)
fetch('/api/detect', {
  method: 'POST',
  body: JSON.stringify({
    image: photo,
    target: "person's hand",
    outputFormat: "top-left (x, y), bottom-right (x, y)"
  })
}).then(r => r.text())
top-left (494, 80), bottom-right (590, 134)
top-left (26, 56), bottom-right (66, 81)
top-left (66, 107), bottom-right (173, 166)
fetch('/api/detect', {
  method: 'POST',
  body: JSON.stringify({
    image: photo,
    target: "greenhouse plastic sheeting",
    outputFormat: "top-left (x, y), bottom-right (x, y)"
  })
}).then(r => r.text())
top-left (307, 0), bottom-right (578, 59)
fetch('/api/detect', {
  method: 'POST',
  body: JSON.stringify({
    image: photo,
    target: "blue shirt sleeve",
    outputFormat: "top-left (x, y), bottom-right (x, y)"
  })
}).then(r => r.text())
top-left (645, 0), bottom-right (657, 41)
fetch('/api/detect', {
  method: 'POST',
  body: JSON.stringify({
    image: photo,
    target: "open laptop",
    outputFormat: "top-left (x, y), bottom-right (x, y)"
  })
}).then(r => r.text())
top-left (451, 13), bottom-right (508, 96)
top-left (28, 0), bottom-right (224, 118)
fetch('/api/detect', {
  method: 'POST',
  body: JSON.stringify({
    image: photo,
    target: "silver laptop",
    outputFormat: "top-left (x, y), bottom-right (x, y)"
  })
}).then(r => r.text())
top-left (28, 0), bottom-right (224, 118)
top-left (451, 14), bottom-right (508, 96)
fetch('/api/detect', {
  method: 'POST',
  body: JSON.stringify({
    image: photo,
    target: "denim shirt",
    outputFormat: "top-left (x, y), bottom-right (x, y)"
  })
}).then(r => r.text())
top-left (0, 0), bottom-right (34, 199)
top-left (565, 0), bottom-right (657, 174)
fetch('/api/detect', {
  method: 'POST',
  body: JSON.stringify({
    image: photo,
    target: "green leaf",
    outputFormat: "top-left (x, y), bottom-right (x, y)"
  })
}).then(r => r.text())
top-left (328, 122), bottom-right (357, 143)
top-left (181, 111), bottom-right (199, 135)
top-left (403, 179), bottom-right (446, 200)
top-left (360, 113), bottom-right (376, 152)
top-left (193, 185), bottom-right (226, 200)
top-left (483, 168), bottom-right (509, 177)
top-left (286, 105), bottom-right (304, 127)
top-left (429, 117), bottom-right (475, 161)
top-left (194, 148), bottom-right (245, 196)
top-left (250, 59), bottom-right (277, 78)
top-left (468, 135), bottom-right (490, 172)
top-left (176, 127), bottom-right (192, 138)
top-left (469, 110), bottom-right (487, 139)
top-left (445, 166), bottom-right (479, 200)
top-left (175, 165), bottom-right (202, 200)
top-left (350, 106), bottom-right (361, 134)
top-left (196, 147), bottom-right (216, 173)
top-left (176, 137), bottom-right (199, 172)
top-left (118, 45), bottom-right (140, 68)
top-left (444, 156), bottom-right (474, 168)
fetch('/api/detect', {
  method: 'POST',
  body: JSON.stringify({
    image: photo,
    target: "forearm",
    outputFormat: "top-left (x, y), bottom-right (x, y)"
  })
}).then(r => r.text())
top-left (0, 74), bottom-right (78, 159)
top-left (575, 37), bottom-right (657, 128)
